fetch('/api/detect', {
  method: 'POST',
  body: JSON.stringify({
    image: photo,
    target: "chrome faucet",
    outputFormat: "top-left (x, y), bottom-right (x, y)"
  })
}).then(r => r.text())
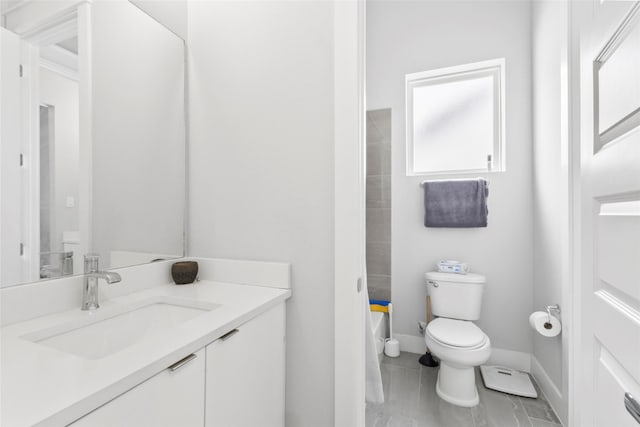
top-left (81, 254), bottom-right (122, 311)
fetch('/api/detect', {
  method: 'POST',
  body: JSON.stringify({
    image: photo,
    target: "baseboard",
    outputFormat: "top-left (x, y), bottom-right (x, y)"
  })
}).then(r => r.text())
top-left (531, 355), bottom-right (566, 426)
top-left (396, 334), bottom-right (427, 354)
top-left (488, 348), bottom-right (531, 372)
top-left (397, 334), bottom-right (532, 373)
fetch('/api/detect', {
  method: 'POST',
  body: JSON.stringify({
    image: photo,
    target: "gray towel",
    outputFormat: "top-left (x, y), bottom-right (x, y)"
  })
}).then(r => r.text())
top-left (423, 178), bottom-right (489, 228)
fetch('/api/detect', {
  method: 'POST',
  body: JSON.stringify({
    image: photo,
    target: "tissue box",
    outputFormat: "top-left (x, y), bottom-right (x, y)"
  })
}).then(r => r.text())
top-left (437, 260), bottom-right (468, 274)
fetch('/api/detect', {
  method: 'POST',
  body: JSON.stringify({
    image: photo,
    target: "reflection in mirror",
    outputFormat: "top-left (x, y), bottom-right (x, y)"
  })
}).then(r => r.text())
top-left (91, 0), bottom-right (185, 272)
top-left (39, 36), bottom-right (80, 278)
top-left (0, 1), bottom-right (185, 288)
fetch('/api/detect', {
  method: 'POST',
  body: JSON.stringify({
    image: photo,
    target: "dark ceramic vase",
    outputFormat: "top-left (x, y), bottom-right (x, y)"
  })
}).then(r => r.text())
top-left (171, 261), bottom-right (199, 285)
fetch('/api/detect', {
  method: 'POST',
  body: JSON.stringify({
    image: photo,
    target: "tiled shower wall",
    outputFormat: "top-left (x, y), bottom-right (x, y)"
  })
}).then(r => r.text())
top-left (366, 109), bottom-right (391, 301)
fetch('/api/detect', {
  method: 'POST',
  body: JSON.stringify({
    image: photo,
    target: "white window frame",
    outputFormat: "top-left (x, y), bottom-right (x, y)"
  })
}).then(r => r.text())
top-left (405, 58), bottom-right (506, 176)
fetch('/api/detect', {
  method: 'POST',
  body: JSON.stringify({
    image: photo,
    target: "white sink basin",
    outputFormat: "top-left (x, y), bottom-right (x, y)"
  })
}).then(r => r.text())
top-left (21, 297), bottom-right (219, 360)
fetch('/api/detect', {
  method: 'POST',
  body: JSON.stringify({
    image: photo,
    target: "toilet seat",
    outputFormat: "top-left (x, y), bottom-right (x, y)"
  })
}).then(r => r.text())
top-left (426, 318), bottom-right (487, 348)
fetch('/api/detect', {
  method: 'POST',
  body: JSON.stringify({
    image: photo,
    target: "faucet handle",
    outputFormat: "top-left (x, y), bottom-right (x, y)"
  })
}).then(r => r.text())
top-left (84, 253), bottom-right (100, 273)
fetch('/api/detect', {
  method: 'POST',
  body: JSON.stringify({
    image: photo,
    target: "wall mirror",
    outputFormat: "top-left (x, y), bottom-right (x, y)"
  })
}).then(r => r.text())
top-left (0, 0), bottom-right (186, 288)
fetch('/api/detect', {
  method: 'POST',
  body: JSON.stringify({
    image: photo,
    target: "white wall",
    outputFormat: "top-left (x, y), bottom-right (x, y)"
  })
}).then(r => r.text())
top-left (187, 2), bottom-right (335, 426)
top-left (39, 68), bottom-right (80, 253)
top-left (367, 1), bottom-right (534, 354)
top-left (531, 1), bottom-right (569, 423)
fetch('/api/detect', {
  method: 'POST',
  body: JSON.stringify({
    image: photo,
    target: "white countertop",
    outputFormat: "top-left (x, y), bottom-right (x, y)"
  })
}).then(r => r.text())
top-left (1, 280), bottom-right (291, 427)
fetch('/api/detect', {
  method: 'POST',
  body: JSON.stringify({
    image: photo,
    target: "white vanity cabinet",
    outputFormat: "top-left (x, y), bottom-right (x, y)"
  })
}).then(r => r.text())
top-left (68, 303), bottom-right (286, 427)
top-left (71, 349), bottom-right (206, 427)
top-left (205, 303), bottom-right (286, 427)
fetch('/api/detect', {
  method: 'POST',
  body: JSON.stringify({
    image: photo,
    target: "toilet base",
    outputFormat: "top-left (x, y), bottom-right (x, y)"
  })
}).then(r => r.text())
top-left (435, 362), bottom-right (479, 407)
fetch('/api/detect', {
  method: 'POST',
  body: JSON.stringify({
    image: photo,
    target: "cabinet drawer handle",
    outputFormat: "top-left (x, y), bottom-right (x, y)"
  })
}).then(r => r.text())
top-left (219, 329), bottom-right (239, 341)
top-left (626, 392), bottom-right (640, 424)
top-left (168, 353), bottom-right (197, 372)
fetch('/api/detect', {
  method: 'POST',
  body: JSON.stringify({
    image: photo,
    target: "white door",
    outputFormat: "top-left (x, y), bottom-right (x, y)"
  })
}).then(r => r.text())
top-left (577, 2), bottom-right (640, 426)
top-left (0, 27), bottom-right (25, 285)
top-left (334, 1), bottom-right (366, 426)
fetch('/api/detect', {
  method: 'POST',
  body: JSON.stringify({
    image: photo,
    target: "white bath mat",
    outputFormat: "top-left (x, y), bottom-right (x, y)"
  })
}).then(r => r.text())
top-left (479, 365), bottom-right (538, 398)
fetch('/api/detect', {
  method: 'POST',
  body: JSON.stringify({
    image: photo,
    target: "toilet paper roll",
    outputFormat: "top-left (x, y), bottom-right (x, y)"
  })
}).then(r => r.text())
top-left (529, 311), bottom-right (561, 337)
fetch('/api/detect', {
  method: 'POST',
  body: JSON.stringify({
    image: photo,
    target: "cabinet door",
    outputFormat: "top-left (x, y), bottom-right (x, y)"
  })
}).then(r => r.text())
top-left (206, 304), bottom-right (285, 427)
top-left (71, 349), bottom-right (205, 427)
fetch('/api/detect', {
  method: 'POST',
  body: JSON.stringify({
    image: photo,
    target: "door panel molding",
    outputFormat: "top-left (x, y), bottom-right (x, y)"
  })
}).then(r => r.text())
top-left (594, 2), bottom-right (640, 151)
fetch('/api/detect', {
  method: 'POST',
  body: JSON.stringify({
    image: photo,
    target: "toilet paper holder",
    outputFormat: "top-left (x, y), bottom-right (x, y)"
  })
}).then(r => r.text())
top-left (544, 304), bottom-right (561, 326)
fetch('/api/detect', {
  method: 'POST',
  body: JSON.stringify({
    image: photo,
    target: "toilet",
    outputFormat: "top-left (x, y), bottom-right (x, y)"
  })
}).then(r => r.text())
top-left (424, 271), bottom-right (491, 407)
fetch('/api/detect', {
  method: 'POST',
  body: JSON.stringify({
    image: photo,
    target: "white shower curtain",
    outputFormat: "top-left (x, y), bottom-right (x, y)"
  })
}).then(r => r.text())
top-left (364, 276), bottom-right (384, 404)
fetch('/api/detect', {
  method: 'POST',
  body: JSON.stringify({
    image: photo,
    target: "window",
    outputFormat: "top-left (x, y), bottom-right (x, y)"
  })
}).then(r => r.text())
top-left (406, 59), bottom-right (505, 175)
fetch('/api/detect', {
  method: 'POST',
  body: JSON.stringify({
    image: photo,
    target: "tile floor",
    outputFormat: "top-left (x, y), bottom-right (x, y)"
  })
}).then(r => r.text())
top-left (366, 352), bottom-right (562, 427)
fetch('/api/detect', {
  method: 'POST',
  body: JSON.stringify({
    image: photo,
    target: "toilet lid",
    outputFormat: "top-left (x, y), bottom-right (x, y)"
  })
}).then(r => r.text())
top-left (427, 318), bottom-right (486, 348)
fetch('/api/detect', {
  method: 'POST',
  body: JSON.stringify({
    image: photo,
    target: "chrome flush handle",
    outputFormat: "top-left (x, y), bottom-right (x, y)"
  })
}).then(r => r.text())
top-left (625, 392), bottom-right (640, 424)
top-left (168, 353), bottom-right (197, 372)
top-left (428, 280), bottom-right (439, 288)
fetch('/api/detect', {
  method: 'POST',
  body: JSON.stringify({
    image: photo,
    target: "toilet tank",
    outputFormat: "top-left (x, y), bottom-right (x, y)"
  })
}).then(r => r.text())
top-left (425, 272), bottom-right (486, 320)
